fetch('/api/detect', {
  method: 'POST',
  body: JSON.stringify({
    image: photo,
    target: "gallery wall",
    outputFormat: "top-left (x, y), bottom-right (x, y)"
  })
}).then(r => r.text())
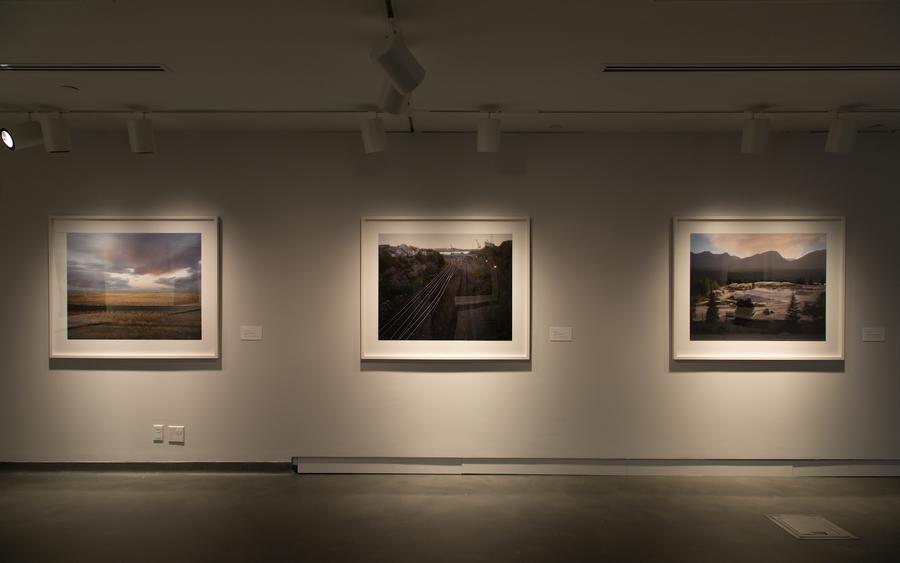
top-left (1, 130), bottom-right (898, 463)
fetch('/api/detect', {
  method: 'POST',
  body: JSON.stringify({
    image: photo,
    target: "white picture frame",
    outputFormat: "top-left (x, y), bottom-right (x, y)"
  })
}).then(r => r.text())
top-left (361, 217), bottom-right (531, 360)
top-left (672, 217), bottom-right (845, 361)
top-left (49, 216), bottom-right (220, 359)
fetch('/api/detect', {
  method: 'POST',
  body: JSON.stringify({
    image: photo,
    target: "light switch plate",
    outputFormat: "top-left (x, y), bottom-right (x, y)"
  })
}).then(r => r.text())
top-left (240, 325), bottom-right (263, 341)
top-left (862, 327), bottom-right (886, 342)
top-left (152, 424), bottom-right (164, 443)
top-left (168, 425), bottom-right (185, 444)
top-left (549, 326), bottom-right (573, 342)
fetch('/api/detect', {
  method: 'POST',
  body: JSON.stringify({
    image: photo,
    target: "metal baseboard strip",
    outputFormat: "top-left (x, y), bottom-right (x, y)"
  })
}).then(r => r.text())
top-left (293, 457), bottom-right (463, 475)
top-left (294, 457), bottom-right (900, 477)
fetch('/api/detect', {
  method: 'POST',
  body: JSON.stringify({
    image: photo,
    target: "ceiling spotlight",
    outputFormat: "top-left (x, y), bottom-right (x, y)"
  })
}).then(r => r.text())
top-left (127, 115), bottom-right (155, 154)
top-left (371, 33), bottom-right (425, 94)
top-left (1, 119), bottom-right (43, 151)
top-left (476, 113), bottom-right (501, 153)
top-left (39, 116), bottom-right (71, 153)
top-left (825, 116), bottom-right (857, 153)
top-left (360, 113), bottom-right (386, 154)
top-left (741, 112), bottom-right (770, 154)
top-left (379, 80), bottom-right (410, 115)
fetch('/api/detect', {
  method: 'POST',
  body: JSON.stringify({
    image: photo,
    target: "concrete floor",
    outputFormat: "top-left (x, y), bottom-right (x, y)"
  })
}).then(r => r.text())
top-left (1, 472), bottom-right (899, 563)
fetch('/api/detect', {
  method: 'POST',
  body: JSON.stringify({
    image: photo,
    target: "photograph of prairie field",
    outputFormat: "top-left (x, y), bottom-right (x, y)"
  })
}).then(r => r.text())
top-left (67, 233), bottom-right (202, 340)
top-left (691, 233), bottom-right (827, 341)
top-left (378, 233), bottom-right (512, 340)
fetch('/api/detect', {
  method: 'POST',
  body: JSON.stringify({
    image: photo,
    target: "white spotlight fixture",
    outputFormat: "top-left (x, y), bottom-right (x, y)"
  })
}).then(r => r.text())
top-left (371, 33), bottom-right (426, 94)
top-left (39, 116), bottom-right (71, 153)
top-left (741, 112), bottom-right (770, 154)
top-left (1, 119), bottom-right (43, 151)
top-left (825, 115), bottom-right (857, 153)
top-left (476, 112), bottom-right (501, 153)
top-left (379, 80), bottom-right (410, 115)
top-left (126, 114), bottom-right (155, 154)
top-left (360, 112), bottom-right (386, 154)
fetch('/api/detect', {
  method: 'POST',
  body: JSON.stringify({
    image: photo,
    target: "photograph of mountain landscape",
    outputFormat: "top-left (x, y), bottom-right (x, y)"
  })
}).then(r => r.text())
top-left (690, 233), bottom-right (827, 341)
top-left (378, 233), bottom-right (512, 341)
top-left (66, 232), bottom-right (202, 340)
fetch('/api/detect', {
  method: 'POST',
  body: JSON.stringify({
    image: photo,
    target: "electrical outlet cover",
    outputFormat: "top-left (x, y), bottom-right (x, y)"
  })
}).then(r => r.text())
top-left (152, 424), bottom-right (164, 443)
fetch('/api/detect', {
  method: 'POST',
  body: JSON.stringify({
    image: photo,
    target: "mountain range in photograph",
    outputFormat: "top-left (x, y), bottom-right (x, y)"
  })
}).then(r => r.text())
top-left (66, 232), bottom-right (202, 340)
top-left (691, 248), bottom-right (826, 283)
top-left (378, 233), bottom-right (512, 341)
top-left (690, 233), bottom-right (827, 341)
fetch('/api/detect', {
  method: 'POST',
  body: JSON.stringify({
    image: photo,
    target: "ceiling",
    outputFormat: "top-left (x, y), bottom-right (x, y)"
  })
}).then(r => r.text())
top-left (2, 0), bottom-right (900, 132)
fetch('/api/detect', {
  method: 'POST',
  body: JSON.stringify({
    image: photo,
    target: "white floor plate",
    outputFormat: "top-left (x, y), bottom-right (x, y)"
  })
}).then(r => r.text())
top-left (767, 514), bottom-right (857, 540)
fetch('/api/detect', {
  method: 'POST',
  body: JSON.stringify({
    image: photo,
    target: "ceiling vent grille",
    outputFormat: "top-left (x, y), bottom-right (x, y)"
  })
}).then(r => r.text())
top-left (602, 64), bottom-right (900, 73)
top-left (0, 63), bottom-right (168, 72)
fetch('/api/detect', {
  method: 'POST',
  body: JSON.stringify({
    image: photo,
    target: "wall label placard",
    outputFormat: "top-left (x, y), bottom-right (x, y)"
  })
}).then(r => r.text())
top-left (240, 326), bottom-right (264, 341)
top-left (862, 327), bottom-right (886, 342)
top-left (549, 326), bottom-right (573, 342)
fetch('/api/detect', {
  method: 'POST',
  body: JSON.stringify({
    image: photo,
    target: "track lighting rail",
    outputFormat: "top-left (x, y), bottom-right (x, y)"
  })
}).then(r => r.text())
top-left (1, 109), bottom-right (898, 120)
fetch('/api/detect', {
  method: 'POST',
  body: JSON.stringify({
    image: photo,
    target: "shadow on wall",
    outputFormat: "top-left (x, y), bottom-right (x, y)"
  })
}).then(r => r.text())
top-left (492, 134), bottom-right (529, 175)
top-left (669, 359), bottom-right (845, 373)
top-left (49, 358), bottom-right (222, 371)
top-left (361, 359), bottom-right (532, 373)
top-left (347, 133), bottom-right (530, 176)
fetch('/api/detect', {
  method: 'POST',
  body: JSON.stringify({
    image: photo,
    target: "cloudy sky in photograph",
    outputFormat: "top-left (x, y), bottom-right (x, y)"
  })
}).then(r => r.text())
top-left (691, 233), bottom-right (826, 260)
top-left (67, 233), bottom-right (201, 293)
top-left (379, 233), bottom-right (511, 250)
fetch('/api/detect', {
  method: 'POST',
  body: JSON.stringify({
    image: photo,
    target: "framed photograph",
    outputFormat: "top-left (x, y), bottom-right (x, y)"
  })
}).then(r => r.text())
top-left (673, 217), bottom-right (844, 361)
top-left (49, 216), bottom-right (220, 359)
top-left (361, 217), bottom-right (531, 360)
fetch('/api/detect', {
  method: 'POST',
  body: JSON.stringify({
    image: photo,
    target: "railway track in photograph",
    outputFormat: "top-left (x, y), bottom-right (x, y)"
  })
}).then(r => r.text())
top-left (378, 262), bottom-right (457, 340)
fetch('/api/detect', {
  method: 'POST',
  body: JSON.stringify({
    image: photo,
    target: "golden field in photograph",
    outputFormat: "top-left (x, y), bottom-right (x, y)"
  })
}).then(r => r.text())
top-left (67, 291), bottom-right (201, 340)
top-left (68, 292), bottom-right (200, 307)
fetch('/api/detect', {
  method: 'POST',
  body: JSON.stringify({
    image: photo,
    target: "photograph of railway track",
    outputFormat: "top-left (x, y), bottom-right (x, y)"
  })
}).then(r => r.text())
top-left (378, 233), bottom-right (513, 341)
top-left (66, 232), bottom-right (202, 340)
top-left (690, 232), bottom-right (827, 341)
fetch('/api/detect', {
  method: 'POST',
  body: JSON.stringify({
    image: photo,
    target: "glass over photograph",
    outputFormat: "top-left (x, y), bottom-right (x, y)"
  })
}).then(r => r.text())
top-left (66, 232), bottom-right (202, 340)
top-left (690, 233), bottom-right (826, 341)
top-left (378, 233), bottom-right (512, 341)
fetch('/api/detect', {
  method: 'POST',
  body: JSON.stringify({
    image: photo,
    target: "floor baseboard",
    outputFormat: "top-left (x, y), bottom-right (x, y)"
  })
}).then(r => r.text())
top-left (4, 459), bottom-right (898, 477)
top-left (0, 462), bottom-right (292, 473)
top-left (293, 457), bottom-right (900, 477)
